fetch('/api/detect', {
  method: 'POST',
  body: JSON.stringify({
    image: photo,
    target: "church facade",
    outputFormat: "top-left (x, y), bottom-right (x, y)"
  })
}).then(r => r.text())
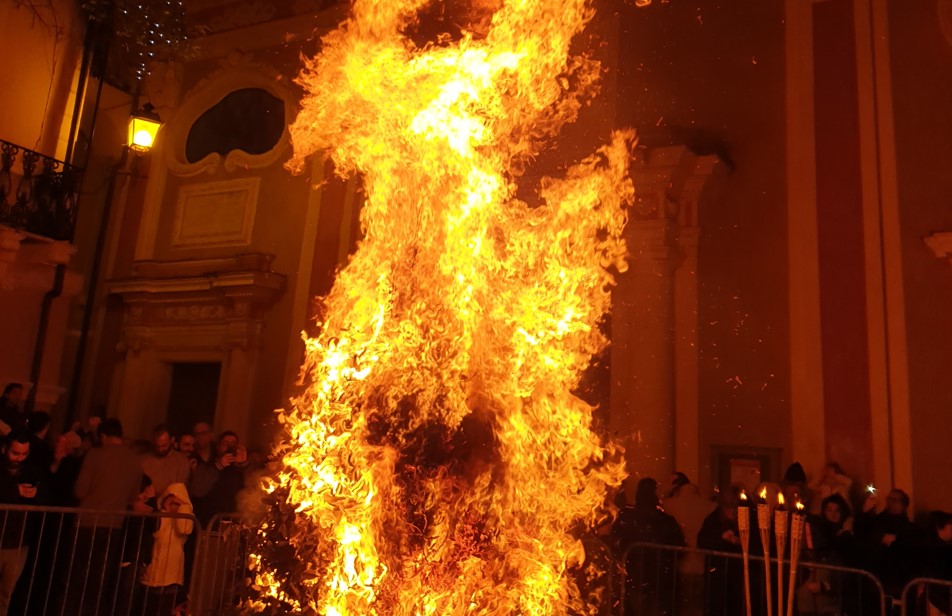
top-left (1, 0), bottom-right (950, 511)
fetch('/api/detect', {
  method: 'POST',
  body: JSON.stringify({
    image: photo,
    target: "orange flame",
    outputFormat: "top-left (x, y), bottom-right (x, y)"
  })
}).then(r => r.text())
top-left (778, 493), bottom-right (786, 507)
top-left (759, 486), bottom-right (768, 500)
top-left (249, 0), bottom-right (635, 613)
top-left (796, 501), bottom-right (805, 511)
top-left (740, 490), bottom-right (748, 501)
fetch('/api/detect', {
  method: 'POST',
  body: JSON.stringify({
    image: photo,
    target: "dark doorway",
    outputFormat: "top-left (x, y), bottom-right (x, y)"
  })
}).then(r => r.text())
top-left (166, 362), bottom-right (221, 437)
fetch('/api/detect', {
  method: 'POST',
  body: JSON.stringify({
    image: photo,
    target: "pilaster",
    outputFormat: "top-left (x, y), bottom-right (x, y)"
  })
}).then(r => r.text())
top-left (610, 145), bottom-right (717, 485)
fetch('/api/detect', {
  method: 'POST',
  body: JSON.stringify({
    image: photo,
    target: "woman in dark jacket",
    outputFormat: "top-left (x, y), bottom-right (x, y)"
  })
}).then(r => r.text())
top-left (798, 493), bottom-right (856, 615)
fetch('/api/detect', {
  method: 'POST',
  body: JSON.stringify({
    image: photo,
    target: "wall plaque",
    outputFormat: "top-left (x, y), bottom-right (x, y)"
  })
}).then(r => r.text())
top-left (171, 177), bottom-right (259, 248)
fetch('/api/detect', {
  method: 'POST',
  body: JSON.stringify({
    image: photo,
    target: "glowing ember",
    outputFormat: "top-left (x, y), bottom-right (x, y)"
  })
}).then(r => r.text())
top-left (248, 0), bottom-right (636, 613)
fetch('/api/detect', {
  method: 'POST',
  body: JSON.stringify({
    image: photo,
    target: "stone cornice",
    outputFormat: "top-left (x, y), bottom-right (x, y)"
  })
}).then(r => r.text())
top-left (109, 270), bottom-right (284, 298)
top-left (629, 145), bottom-right (719, 228)
top-left (0, 224), bottom-right (79, 292)
top-left (108, 255), bottom-right (286, 350)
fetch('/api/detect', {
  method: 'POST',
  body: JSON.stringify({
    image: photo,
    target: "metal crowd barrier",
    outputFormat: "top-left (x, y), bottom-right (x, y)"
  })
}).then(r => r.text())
top-left (620, 542), bottom-right (887, 616)
top-left (0, 503), bottom-right (200, 616)
top-left (901, 578), bottom-right (952, 616)
top-left (5, 501), bottom-right (919, 616)
top-left (190, 512), bottom-right (252, 616)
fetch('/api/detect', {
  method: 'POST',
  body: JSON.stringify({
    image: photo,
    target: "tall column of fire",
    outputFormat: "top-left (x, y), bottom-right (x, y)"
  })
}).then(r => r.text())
top-left (248, 0), bottom-right (639, 614)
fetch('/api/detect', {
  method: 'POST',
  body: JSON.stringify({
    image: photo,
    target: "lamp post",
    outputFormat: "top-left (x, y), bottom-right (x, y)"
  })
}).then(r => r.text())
top-left (66, 101), bottom-right (161, 424)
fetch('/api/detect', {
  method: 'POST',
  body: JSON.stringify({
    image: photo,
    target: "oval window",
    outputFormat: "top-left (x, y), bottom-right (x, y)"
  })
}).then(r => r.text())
top-left (185, 88), bottom-right (285, 163)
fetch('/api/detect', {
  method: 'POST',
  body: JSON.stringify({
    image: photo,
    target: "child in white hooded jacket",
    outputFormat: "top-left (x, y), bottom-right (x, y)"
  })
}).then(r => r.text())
top-left (142, 483), bottom-right (194, 596)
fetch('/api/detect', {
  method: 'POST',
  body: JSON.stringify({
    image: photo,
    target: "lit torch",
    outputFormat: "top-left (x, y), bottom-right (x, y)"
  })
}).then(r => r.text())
top-left (738, 490), bottom-right (752, 616)
top-left (786, 501), bottom-right (805, 616)
top-left (757, 486), bottom-right (773, 616)
top-left (775, 492), bottom-right (787, 616)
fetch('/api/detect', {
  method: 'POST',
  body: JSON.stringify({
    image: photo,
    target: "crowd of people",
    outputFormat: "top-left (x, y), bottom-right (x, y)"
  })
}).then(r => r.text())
top-left (610, 464), bottom-right (952, 616)
top-left (2, 377), bottom-right (950, 616)
top-left (0, 383), bottom-right (258, 615)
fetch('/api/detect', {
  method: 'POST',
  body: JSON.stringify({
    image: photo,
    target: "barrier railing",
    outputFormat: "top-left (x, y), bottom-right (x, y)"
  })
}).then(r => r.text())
top-left (621, 542), bottom-right (887, 616)
top-left (4, 503), bottom-right (925, 616)
top-left (191, 512), bottom-right (252, 616)
top-left (901, 578), bottom-right (952, 616)
top-left (0, 502), bottom-right (199, 616)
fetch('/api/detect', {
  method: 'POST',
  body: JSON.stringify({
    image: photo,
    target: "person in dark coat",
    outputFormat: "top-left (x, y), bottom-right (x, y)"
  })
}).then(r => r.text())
top-left (809, 493), bottom-right (855, 561)
top-left (918, 511), bottom-right (952, 614)
top-left (855, 488), bottom-right (920, 599)
top-left (782, 461), bottom-right (811, 510)
top-left (25, 411), bottom-right (56, 474)
top-left (611, 478), bottom-right (685, 616)
top-left (697, 486), bottom-right (747, 616)
top-left (798, 494), bottom-right (857, 614)
top-left (0, 432), bottom-right (43, 614)
top-left (189, 430), bottom-right (248, 526)
top-left (114, 475), bottom-right (159, 616)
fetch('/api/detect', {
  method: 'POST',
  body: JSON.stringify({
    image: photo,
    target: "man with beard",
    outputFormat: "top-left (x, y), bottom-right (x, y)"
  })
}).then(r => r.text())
top-left (141, 424), bottom-right (191, 496)
top-left (0, 431), bottom-right (42, 614)
top-left (191, 422), bottom-right (214, 465)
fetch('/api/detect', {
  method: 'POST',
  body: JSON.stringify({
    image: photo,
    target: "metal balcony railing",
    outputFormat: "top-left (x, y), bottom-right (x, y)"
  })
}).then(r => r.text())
top-left (0, 139), bottom-right (81, 241)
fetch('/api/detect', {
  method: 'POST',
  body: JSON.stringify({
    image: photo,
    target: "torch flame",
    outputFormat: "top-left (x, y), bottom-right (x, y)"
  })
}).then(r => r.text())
top-left (778, 493), bottom-right (785, 507)
top-left (796, 501), bottom-right (805, 512)
top-left (759, 486), bottom-right (768, 500)
top-left (740, 490), bottom-right (748, 501)
top-left (249, 0), bottom-right (636, 614)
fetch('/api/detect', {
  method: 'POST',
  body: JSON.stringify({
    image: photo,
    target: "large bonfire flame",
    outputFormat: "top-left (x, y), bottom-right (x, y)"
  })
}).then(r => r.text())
top-left (249, 0), bottom-right (637, 613)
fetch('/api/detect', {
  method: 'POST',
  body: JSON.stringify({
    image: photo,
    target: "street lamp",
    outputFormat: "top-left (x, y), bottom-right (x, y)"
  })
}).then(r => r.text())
top-left (128, 102), bottom-right (162, 152)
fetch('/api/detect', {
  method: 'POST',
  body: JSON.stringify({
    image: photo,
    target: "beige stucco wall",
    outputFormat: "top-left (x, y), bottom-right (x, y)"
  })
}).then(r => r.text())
top-left (616, 1), bottom-right (792, 492)
top-left (0, 1), bottom-right (84, 411)
top-left (0, 0), bottom-right (83, 158)
top-left (888, 0), bottom-right (952, 513)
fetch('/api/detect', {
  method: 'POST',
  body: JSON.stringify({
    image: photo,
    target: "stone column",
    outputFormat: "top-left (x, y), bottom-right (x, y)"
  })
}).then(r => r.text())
top-left (674, 226), bottom-right (700, 480)
top-left (610, 218), bottom-right (678, 483)
top-left (610, 145), bottom-right (718, 488)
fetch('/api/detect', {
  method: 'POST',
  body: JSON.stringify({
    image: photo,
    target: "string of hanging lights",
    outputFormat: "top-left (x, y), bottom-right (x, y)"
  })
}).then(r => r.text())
top-left (81, 0), bottom-right (188, 90)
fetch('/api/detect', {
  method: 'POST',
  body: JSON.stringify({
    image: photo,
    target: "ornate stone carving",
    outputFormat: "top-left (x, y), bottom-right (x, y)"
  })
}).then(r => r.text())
top-left (109, 254), bottom-right (285, 355)
top-left (629, 145), bottom-right (719, 227)
top-left (164, 54), bottom-right (294, 178)
top-left (160, 304), bottom-right (227, 322)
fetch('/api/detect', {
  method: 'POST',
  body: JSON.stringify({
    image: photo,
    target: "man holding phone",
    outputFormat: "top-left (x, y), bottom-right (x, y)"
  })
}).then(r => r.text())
top-left (189, 430), bottom-right (248, 526)
top-left (0, 431), bottom-right (42, 614)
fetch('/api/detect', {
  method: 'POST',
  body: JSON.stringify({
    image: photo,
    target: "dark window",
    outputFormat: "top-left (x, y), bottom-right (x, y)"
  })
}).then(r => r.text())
top-left (166, 362), bottom-right (221, 437)
top-left (185, 88), bottom-right (285, 163)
